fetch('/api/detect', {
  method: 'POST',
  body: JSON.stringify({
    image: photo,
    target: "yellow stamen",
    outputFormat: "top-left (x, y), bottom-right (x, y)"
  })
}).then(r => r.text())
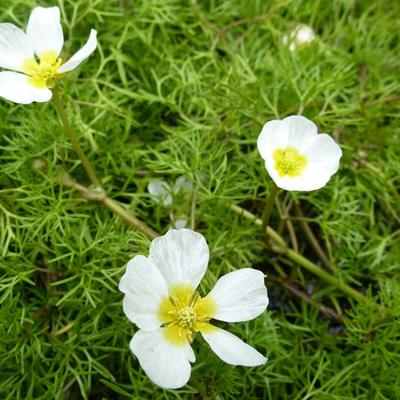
top-left (22, 51), bottom-right (62, 89)
top-left (163, 325), bottom-right (190, 346)
top-left (158, 284), bottom-right (217, 346)
top-left (177, 306), bottom-right (197, 328)
top-left (273, 146), bottom-right (308, 177)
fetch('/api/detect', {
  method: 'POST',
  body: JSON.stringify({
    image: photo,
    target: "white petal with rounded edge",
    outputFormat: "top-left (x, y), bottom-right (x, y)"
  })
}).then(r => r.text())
top-left (149, 229), bottom-right (209, 289)
top-left (130, 329), bottom-right (194, 389)
top-left (283, 115), bottom-right (318, 149)
top-left (26, 7), bottom-right (64, 56)
top-left (119, 255), bottom-right (168, 331)
top-left (267, 166), bottom-right (331, 191)
top-left (257, 119), bottom-right (288, 160)
top-left (0, 23), bottom-right (34, 71)
top-left (58, 29), bottom-right (97, 73)
top-left (206, 268), bottom-right (268, 322)
top-left (148, 180), bottom-right (172, 206)
top-left (0, 71), bottom-right (52, 104)
top-left (202, 328), bottom-right (267, 366)
top-left (302, 133), bottom-right (342, 175)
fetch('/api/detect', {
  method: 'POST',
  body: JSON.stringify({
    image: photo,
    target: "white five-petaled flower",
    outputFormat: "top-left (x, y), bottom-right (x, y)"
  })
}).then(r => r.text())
top-left (0, 6), bottom-right (97, 104)
top-left (257, 115), bottom-right (342, 191)
top-left (119, 229), bottom-right (269, 389)
top-left (282, 24), bottom-right (316, 51)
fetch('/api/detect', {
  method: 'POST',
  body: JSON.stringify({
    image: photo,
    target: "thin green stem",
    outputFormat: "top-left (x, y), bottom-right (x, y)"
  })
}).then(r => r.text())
top-left (53, 90), bottom-right (102, 188)
top-left (284, 248), bottom-right (366, 304)
top-left (294, 202), bottom-right (333, 271)
top-left (231, 203), bottom-right (373, 306)
top-left (268, 273), bottom-right (343, 323)
top-left (261, 183), bottom-right (279, 234)
top-left (102, 197), bottom-right (158, 240)
top-left (57, 169), bottom-right (158, 240)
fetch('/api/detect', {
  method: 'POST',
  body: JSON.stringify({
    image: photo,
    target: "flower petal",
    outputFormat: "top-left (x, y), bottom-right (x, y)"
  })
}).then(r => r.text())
top-left (130, 329), bottom-right (195, 389)
top-left (148, 180), bottom-right (172, 206)
top-left (26, 7), bottom-right (64, 56)
top-left (202, 327), bottom-right (267, 367)
top-left (206, 268), bottom-right (268, 322)
top-left (257, 119), bottom-right (288, 160)
top-left (265, 156), bottom-right (335, 191)
top-left (149, 229), bottom-right (209, 289)
top-left (0, 71), bottom-right (52, 104)
top-left (267, 168), bottom-right (331, 191)
top-left (58, 29), bottom-right (97, 73)
top-left (282, 115), bottom-right (318, 149)
top-left (0, 23), bottom-right (34, 71)
top-left (302, 133), bottom-right (342, 175)
top-left (119, 255), bottom-right (169, 331)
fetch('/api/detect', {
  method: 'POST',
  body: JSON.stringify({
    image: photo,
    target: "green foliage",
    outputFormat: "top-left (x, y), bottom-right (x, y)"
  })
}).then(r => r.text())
top-left (1, 0), bottom-right (399, 398)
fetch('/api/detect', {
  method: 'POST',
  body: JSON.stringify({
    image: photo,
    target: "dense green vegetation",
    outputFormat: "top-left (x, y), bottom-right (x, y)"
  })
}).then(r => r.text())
top-left (1, 0), bottom-right (399, 398)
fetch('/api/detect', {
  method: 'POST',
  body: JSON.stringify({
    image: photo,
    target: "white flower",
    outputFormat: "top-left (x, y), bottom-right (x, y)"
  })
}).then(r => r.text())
top-left (148, 176), bottom-right (193, 207)
top-left (119, 229), bottom-right (269, 389)
top-left (282, 24), bottom-right (315, 51)
top-left (257, 115), bottom-right (342, 191)
top-left (0, 7), bottom-right (97, 104)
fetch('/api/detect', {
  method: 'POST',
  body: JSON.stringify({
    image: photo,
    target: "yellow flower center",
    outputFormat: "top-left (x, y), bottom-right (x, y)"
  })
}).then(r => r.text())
top-left (273, 146), bottom-right (308, 177)
top-left (22, 51), bottom-right (63, 89)
top-left (158, 284), bottom-right (217, 346)
top-left (177, 306), bottom-right (197, 328)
